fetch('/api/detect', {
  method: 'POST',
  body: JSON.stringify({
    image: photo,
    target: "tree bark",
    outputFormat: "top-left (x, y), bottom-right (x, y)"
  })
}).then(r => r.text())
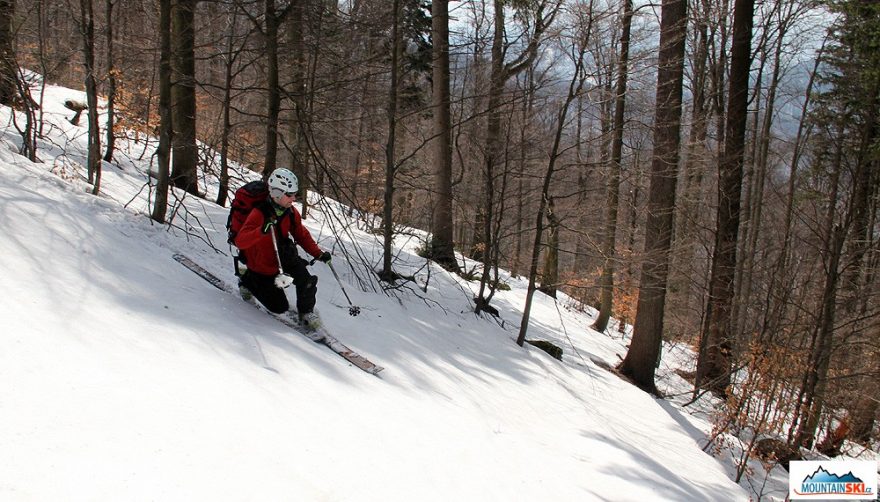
top-left (263, 0), bottom-right (280, 178)
top-left (102, 0), bottom-right (116, 163)
top-left (695, 0), bottom-right (754, 397)
top-left (539, 198), bottom-right (560, 298)
top-left (170, 0), bottom-right (199, 195)
top-left (381, 0), bottom-right (402, 281)
top-left (151, 0), bottom-right (173, 223)
top-left (618, 0), bottom-right (688, 394)
top-left (476, 0), bottom-right (554, 314)
top-left (517, 9), bottom-right (591, 345)
top-left (593, 0), bottom-right (633, 332)
top-left (428, 0), bottom-right (458, 271)
top-left (79, 0), bottom-right (102, 194)
top-left (0, 0), bottom-right (13, 106)
top-left (216, 2), bottom-right (237, 208)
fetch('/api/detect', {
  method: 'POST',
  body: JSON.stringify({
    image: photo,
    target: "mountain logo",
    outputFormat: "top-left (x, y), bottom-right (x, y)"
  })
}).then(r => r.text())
top-left (790, 461), bottom-right (877, 500)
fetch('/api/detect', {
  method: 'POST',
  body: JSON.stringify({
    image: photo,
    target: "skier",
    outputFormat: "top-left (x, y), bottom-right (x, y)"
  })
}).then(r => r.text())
top-left (234, 168), bottom-right (331, 329)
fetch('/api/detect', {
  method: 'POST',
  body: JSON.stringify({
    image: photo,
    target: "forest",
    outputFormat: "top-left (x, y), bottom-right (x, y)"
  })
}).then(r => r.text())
top-left (1, 0), bottom-right (877, 471)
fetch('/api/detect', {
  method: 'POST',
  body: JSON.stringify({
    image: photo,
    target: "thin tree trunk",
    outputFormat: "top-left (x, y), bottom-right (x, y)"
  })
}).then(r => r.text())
top-left (102, 0), bottom-right (116, 163)
top-left (476, 0), bottom-right (555, 314)
top-left (216, 3), bottom-right (237, 208)
top-left (736, 30), bottom-right (785, 341)
top-left (475, 0), bottom-right (506, 313)
top-left (789, 139), bottom-right (843, 447)
top-left (381, 0), bottom-right (402, 281)
top-left (263, 0), bottom-right (280, 178)
top-left (80, 0), bottom-right (102, 194)
top-left (518, 9), bottom-right (592, 345)
top-left (593, 0), bottom-right (633, 332)
top-left (695, 0), bottom-right (754, 396)
top-left (151, 0), bottom-right (172, 223)
top-left (796, 224), bottom-right (845, 448)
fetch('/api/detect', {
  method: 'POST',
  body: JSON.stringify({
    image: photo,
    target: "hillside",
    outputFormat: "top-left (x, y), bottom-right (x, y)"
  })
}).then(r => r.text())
top-left (0, 80), bottom-right (756, 501)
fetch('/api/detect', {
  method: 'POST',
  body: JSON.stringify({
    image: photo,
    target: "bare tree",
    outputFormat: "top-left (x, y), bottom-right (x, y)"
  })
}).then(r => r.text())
top-left (475, 0), bottom-right (558, 314)
top-left (78, 0), bottom-right (102, 194)
top-left (593, 0), bottom-right (634, 333)
top-left (618, 0), bottom-right (688, 394)
top-left (517, 0), bottom-right (594, 346)
top-left (170, 0), bottom-right (198, 195)
top-left (102, 0), bottom-right (117, 163)
top-left (695, 0), bottom-right (755, 396)
top-left (381, 0), bottom-right (403, 282)
top-left (151, 0), bottom-right (172, 223)
top-left (427, 0), bottom-right (458, 272)
top-left (0, 0), bottom-right (14, 105)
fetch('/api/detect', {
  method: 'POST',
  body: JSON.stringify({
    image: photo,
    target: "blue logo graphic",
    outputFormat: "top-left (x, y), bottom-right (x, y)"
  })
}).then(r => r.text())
top-left (796, 466), bottom-right (873, 497)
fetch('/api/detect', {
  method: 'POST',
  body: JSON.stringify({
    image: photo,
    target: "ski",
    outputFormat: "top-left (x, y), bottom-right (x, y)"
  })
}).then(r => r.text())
top-left (173, 253), bottom-right (384, 376)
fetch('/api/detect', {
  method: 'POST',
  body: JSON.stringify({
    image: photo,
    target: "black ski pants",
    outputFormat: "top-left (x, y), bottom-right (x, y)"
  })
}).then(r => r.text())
top-left (240, 240), bottom-right (317, 315)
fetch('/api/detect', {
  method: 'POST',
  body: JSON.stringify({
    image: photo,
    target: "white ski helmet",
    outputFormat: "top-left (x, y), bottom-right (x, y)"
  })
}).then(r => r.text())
top-left (267, 168), bottom-right (299, 202)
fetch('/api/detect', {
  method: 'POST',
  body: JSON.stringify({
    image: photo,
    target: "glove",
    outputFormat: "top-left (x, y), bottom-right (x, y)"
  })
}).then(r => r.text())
top-left (274, 273), bottom-right (294, 289)
top-left (317, 251), bottom-right (332, 263)
top-left (261, 218), bottom-right (277, 234)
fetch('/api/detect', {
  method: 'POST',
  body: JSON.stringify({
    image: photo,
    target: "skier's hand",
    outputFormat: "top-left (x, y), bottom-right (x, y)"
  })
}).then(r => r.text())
top-left (317, 251), bottom-right (332, 264)
top-left (274, 273), bottom-right (294, 289)
top-left (262, 218), bottom-right (277, 234)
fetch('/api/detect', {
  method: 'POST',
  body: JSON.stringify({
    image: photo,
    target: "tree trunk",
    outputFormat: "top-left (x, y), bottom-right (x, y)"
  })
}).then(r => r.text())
top-left (474, 0), bottom-right (506, 313)
top-left (151, 0), bottom-right (172, 223)
top-left (263, 0), bottom-right (280, 178)
top-left (618, 0), bottom-right (688, 394)
top-left (170, 0), bottom-right (199, 195)
top-left (476, 0), bottom-right (554, 313)
top-left (671, 0), bottom-right (711, 349)
top-left (736, 23), bottom-right (787, 342)
top-left (216, 2), bottom-right (237, 208)
top-left (79, 0), bottom-right (102, 194)
top-left (428, 0), bottom-right (458, 271)
top-left (593, 0), bottom-right (633, 332)
top-left (286, 0), bottom-right (310, 214)
top-left (517, 12), bottom-right (591, 345)
top-left (540, 198), bottom-right (560, 298)
top-left (381, 0), bottom-right (402, 281)
top-left (102, 0), bottom-right (116, 163)
top-left (0, 0), bottom-right (13, 106)
top-left (695, 0), bottom-right (754, 397)
top-left (796, 224), bottom-right (845, 448)
top-left (790, 139), bottom-right (844, 448)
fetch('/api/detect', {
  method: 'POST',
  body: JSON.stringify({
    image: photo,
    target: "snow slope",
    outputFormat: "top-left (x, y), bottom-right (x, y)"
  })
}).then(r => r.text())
top-left (0, 80), bottom-right (752, 501)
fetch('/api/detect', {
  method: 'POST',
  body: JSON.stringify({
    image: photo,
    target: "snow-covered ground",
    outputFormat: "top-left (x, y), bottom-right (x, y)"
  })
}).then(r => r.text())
top-left (0, 78), bottom-right (794, 501)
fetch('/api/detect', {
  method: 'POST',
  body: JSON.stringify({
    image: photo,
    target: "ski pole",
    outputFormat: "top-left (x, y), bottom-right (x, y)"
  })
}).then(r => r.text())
top-left (269, 225), bottom-right (293, 289)
top-left (319, 259), bottom-right (361, 317)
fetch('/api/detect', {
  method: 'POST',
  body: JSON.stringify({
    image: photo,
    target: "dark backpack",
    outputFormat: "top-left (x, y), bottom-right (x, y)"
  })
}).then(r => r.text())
top-left (226, 180), bottom-right (271, 244)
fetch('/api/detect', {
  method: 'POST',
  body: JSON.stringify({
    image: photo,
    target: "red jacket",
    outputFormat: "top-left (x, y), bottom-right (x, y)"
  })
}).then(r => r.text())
top-left (235, 203), bottom-right (322, 275)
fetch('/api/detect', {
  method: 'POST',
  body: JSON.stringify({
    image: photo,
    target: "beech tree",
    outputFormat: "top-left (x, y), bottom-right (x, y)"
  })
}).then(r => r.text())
top-left (427, 0), bottom-right (458, 272)
top-left (695, 0), bottom-right (756, 396)
top-left (151, 0), bottom-right (172, 223)
top-left (592, 0), bottom-right (634, 333)
top-left (474, 0), bottom-right (558, 315)
top-left (618, 0), bottom-right (688, 394)
top-left (170, 0), bottom-right (198, 195)
top-left (78, 0), bottom-right (102, 194)
top-left (0, 0), bottom-right (14, 105)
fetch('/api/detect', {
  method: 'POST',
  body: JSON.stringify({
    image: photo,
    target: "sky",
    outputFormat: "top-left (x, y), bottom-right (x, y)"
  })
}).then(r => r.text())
top-left (0, 76), bottom-right (836, 501)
